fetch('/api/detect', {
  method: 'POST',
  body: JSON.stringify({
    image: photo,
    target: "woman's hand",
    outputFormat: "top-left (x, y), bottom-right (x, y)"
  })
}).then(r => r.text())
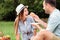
top-left (16, 33), bottom-right (20, 40)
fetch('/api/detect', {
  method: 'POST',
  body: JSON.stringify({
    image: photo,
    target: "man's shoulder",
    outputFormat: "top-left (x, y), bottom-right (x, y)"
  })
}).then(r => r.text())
top-left (55, 9), bottom-right (60, 14)
top-left (51, 9), bottom-right (60, 17)
top-left (55, 9), bottom-right (60, 17)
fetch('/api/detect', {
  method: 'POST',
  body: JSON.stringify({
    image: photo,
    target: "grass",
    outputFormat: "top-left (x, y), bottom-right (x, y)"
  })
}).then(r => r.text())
top-left (0, 21), bottom-right (16, 40)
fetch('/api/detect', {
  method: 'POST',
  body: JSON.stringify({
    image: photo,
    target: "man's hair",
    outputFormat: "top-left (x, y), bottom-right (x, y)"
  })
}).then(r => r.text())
top-left (44, 0), bottom-right (56, 7)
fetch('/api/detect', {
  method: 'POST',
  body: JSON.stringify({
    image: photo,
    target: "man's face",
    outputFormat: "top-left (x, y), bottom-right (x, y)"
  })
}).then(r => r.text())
top-left (43, 1), bottom-right (50, 14)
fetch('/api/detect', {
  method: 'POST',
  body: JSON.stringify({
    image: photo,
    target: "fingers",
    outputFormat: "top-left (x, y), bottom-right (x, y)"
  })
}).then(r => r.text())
top-left (31, 23), bottom-right (38, 26)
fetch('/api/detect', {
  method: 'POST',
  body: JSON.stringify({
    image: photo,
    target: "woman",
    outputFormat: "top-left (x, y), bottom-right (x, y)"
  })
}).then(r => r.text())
top-left (14, 4), bottom-right (36, 40)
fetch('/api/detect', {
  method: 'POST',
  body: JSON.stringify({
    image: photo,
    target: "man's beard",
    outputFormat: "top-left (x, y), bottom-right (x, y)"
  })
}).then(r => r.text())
top-left (45, 10), bottom-right (50, 14)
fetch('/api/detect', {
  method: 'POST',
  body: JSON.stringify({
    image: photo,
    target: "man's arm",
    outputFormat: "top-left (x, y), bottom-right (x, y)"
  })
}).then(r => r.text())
top-left (32, 14), bottom-right (47, 28)
top-left (31, 24), bottom-right (42, 30)
top-left (37, 19), bottom-right (47, 28)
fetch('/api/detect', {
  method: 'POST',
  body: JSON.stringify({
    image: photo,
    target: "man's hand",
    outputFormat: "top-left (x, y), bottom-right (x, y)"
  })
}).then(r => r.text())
top-left (31, 23), bottom-right (42, 30)
top-left (30, 12), bottom-right (40, 22)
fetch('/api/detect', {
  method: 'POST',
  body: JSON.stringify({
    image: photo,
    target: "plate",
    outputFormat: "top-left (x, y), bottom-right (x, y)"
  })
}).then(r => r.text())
top-left (30, 23), bottom-right (40, 24)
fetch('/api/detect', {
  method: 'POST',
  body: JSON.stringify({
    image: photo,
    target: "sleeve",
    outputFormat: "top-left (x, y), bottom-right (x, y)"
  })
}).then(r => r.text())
top-left (46, 15), bottom-right (60, 32)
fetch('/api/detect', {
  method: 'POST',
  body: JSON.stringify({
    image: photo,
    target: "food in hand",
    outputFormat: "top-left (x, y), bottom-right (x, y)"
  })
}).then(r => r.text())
top-left (30, 12), bottom-right (36, 17)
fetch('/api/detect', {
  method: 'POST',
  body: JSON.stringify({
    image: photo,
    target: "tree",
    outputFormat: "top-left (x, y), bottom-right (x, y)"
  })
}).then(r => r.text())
top-left (0, 0), bottom-right (60, 21)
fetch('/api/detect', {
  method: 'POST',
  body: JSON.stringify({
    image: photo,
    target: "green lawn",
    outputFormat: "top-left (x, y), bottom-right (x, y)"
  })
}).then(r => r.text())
top-left (0, 21), bottom-right (16, 40)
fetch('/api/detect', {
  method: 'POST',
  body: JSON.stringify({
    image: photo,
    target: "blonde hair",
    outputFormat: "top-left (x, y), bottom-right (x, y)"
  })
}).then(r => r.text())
top-left (14, 16), bottom-right (19, 34)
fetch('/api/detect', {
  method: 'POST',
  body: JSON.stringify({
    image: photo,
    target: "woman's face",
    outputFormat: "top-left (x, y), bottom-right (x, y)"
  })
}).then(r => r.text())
top-left (23, 8), bottom-right (28, 20)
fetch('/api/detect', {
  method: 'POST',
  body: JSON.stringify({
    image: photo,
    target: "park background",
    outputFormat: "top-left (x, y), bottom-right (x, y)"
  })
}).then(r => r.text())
top-left (0, 0), bottom-right (60, 40)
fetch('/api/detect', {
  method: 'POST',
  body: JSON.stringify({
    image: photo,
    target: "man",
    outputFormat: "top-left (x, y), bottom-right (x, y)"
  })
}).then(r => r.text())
top-left (31, 0), bottom-right (60, 40)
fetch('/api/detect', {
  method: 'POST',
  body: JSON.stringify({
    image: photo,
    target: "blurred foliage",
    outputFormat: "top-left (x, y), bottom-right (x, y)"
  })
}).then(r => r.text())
top-left (0, 0), bottom-right (16, 21)
top-left (0, 0), bottom-right (60, 21)
top-left (56, 0), bottom-right (60, 10)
